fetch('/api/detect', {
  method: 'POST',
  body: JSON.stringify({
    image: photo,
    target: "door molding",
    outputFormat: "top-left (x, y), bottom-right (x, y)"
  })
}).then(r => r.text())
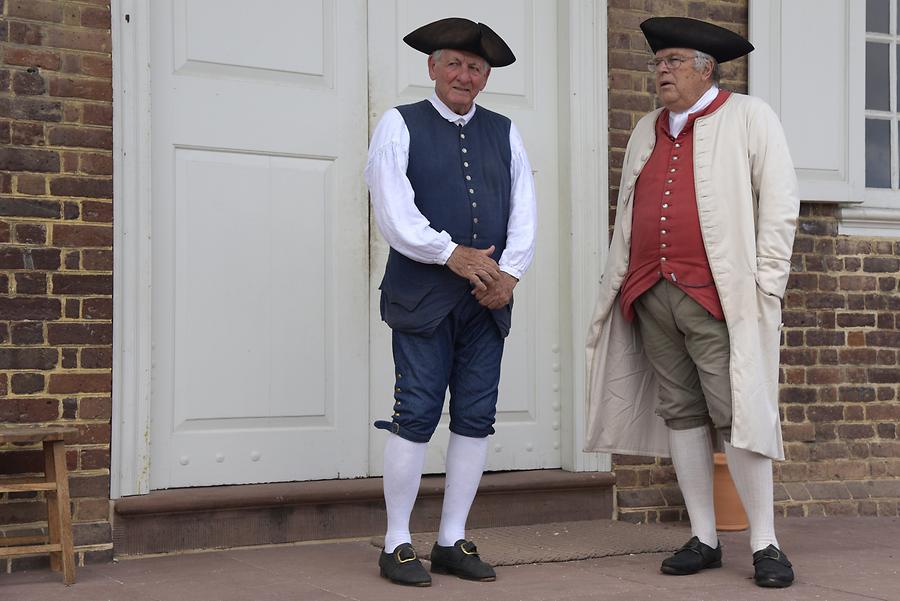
top-left (562, 0), bottom-right (610, 472)
top-left (111, 0), bottom-right (153, 497)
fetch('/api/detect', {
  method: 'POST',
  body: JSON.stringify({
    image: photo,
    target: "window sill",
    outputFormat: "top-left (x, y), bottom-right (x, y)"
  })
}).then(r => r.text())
top-left (838, 206), bottom-right (900, 237)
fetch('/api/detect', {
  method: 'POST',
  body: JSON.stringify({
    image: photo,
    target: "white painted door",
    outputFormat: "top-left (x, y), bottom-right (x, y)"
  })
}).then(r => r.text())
top-left (368, 1), bottom-right (563, 474)
top-left (149, 0), bottom-right (369, 488)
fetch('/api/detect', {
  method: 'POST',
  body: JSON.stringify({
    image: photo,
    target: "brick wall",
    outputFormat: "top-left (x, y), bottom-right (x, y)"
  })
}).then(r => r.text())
top-left (607, 0), bottom-right (900, 523)
top-left (0, 0), bottom-right (113, 569)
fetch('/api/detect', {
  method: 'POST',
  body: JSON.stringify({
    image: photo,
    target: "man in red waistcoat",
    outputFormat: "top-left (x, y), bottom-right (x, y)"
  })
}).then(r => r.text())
top-left (584, 18), bottom-right (800, 588)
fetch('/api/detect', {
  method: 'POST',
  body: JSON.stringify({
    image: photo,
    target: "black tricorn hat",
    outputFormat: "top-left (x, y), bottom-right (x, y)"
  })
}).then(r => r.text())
top-left (640, 17), bottom-right (753, 63)
top-left (403, 17), bottom-right (516, 67)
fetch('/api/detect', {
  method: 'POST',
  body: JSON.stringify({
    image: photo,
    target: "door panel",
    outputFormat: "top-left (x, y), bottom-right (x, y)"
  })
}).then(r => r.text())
top-left (150, 0), bottom-right (369, 488)
top-left (367, 1), bottom-right (562, 474)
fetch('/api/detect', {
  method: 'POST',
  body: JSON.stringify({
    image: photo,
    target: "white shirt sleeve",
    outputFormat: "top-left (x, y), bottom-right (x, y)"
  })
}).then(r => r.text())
top-left (364, 109), bottom-right (458, 265)
top-left (499, 121), bottom-right (537, 280)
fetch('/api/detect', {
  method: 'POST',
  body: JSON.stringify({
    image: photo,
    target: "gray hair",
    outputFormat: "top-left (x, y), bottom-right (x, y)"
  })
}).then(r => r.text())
top-left (430, 49), bottom-right (489, 72)
top-left (693, 50), bottom-right (720, 84)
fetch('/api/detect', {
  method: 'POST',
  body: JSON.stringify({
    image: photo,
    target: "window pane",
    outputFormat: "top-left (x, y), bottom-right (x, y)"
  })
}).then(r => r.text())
top-left (868, 0), bottom-right (891, 33)
top-left (865, 119), bottom-right (891, 188)
top-left (867, 42), bottom-right (891, 111)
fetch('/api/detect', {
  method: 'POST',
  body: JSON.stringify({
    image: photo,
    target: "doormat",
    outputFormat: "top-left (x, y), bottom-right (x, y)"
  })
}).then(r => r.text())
top-left (370, 520), bottom-right (689, 566)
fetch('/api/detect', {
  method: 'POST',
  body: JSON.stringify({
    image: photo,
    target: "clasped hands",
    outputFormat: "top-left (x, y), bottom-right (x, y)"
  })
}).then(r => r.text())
top-left (446, 245), bottom-right (516, 310)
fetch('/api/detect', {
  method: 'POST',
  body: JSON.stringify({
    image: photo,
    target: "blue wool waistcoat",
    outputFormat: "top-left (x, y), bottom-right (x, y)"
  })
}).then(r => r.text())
top-left (379, 100), bottom-right (513, 337)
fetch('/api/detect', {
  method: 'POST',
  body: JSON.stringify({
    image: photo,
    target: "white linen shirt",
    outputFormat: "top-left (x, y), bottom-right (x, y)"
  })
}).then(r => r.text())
top-left (668, 85), bottom-right (719, 137)
top-left (364, 94), bottom-right (537, 280)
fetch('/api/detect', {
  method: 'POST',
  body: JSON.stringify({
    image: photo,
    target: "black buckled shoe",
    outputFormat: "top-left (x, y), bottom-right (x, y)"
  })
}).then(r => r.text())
top-left (660, 536), bottom-right (723, 575)
top-left (378, 543), bottom-right (431, 587)
top-left (430, 539), bottom-right (496, 581)
top-left (753, 544), bottom-right (794, 588)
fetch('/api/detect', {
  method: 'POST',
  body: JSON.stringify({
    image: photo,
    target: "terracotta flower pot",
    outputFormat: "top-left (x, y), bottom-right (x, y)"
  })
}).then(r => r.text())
top-left (713, 451), bottom-right (748, 531)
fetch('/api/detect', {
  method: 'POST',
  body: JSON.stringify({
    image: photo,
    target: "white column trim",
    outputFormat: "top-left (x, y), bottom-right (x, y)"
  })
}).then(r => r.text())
top-left (562, 0), bottom-right (611, 473)
top-left (111, 0), bottom-right (153, 498)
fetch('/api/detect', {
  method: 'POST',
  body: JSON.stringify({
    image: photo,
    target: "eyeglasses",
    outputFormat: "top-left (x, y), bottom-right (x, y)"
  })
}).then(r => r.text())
top-left (646, 55), bottom-right (696, 72)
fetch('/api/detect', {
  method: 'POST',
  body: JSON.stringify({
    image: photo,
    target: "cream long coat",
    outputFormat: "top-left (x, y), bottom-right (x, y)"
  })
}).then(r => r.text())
top-left (584, 93), bottom-right (800, 461)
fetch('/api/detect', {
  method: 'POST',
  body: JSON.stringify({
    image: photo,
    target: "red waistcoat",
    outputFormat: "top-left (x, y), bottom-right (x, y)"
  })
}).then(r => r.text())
top-left (620, 90), bottom-right (731, 322)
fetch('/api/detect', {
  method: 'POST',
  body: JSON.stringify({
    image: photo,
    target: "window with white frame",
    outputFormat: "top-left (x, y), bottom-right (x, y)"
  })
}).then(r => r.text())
top-left (865, 0), bottom-right (898, 192)
top-left (750, 0), bottom-right (900, 237)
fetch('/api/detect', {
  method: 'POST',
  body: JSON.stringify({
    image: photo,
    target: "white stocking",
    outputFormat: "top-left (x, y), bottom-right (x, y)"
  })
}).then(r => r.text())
top-left (724, 441), bottom-right (778, 552)
top-left (437, 433), bottom-right (488, 547)
top-left (382, 434), bottom-right (427, 553)
top-left (668, 426), bottom-right (718, 547)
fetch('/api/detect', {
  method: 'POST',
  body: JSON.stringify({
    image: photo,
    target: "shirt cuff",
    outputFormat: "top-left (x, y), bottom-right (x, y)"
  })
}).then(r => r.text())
top-left (499, 265), bottom-right (522, 280)
top-left (438, 241), bottom-right (458, 265)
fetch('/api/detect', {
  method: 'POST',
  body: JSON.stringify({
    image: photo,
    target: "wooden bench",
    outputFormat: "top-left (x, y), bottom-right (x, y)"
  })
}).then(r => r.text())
top-left (0, 425), bottom-right (78, 585)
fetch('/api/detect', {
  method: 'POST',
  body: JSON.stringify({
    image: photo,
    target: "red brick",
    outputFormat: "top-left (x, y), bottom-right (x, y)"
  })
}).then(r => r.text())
top-left (864, 257), bottom-right (900, 273)
top-left (82, 103), bottom-right (112, 125)
top-left (783, 423), bottom-right (815, 442)
top-left (840, 275), bottom-right (878, 291)
top-left (47, 322), bottom-right (112, 345)
top-left (82, 297), bottom-right (112, 319)
top-left (50, 176), bottom-right (112, 198)
top-left (81, 347), bottom-right (111, 368)
top-left (837, 424), bottom-right (876, 440)
top-left (51, 274), bottom-right (112, 296)
top-left (780, 387), bottom-right (816, 404)
top-left (870, 368), bottom-right (900, 383)
top-left (74, 498), bottom-right (110, 521)
top-left (14, 223), bottom-right (46, 244)
top-left (0, 147), bottom-right (60, 172)
top-left (805, 293), bottom-right (846, 310)
top-left (64, 298), bottom-right (80, 318)
top-left (16, 173), bottom-right (46, 195)
top-left (807, 367), bottom-right (843, 385)
top-left (613, 454), bottom-right (656, 466)
top-left (16, 272), bottom-right (48, 294)
top-left (48, 76), bottom-right (111, 101)
top-left (45, 27), bottom-right (111, 53)
top-left (79, 396), bottom-right (111, 420)
top-left (7, 0), bottom-right (64, 22)
top-left (73, 423), bottom-right (110, 445)
top-left (811, 442), bottom-right (851, 460)
top-left (48, 372), bottom-right (111, 394)
top-left (8, 21), bottom-right (45, 45)
top-left (53, 224), bottom-right (112, 247)
top-left (64, 249), bottom-right (80, 269)
top-left (11, 322), bottom-right (44, 345)
top-left (0, 298), bottom-right (61, 321)
top-left (806, 330), bottom-right (845, 346)
top-left (47, 125), bottom-right (111, 149)
top-left (79, 152), bottom-right (112, 175)
top-left (867, 331), bottom-right (900, 348)
top-left (81, 6), bottom-right (111, 30)
top-left (839, 348), bottom-right (879, 365)
top-left (848, 331), bottom-right (866, 346)
top-left (3, 47), bottom-right (61, 71)
top-left (0, 397), bottom-right (58, 422)
top-left (836, 313), bottom-right (876, 327)
top-left (12, 69), bottom-right (46, 95)
top-left (69, 474), bottom-right (109, 499)
top-left (82, 200), bottom-right (112, 222)
top-left (82, 249), bottom-right (112, 270)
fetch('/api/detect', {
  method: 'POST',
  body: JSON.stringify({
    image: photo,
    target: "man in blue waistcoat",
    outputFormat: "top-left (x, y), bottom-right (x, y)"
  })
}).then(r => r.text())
top-left (365, 17), bottom-right (537, 587)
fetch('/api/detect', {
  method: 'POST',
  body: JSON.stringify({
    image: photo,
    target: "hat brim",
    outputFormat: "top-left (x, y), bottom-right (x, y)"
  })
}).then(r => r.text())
top-left (403, 17), bottom-right (516, 67)
top-left (640, 17), bottom-right (753, 63)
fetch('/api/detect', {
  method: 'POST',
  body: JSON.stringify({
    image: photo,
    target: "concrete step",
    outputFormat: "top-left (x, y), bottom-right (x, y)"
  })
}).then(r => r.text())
top-left (112, 469), bottom-right (615, 556)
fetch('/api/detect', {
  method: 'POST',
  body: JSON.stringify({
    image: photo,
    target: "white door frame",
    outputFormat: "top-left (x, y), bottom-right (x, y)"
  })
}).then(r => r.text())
top-left (111, 0), bottom-right (610, 498)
